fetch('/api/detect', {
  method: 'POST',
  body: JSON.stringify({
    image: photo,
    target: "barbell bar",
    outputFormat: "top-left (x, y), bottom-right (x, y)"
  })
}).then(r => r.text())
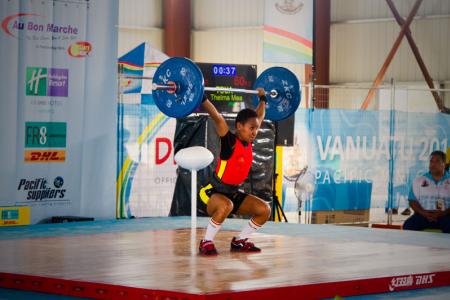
top-left (152, 57), bottom-right (301, 121)
top-left (154, 84), bottom-right (279, 98)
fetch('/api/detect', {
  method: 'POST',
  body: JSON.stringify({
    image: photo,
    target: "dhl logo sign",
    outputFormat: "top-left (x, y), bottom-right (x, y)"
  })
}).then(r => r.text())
top-left (24, 150), bottom-right (65, 163)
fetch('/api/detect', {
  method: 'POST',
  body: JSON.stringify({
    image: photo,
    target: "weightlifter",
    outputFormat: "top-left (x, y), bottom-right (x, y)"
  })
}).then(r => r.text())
top-left (151, 57), bottom-right (300, 255)
top-left (198, 88), bottom-right (272, 256)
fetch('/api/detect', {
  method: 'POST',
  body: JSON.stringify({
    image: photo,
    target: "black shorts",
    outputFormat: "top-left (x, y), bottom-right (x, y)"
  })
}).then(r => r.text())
top-left (198, 183), bottom-right (248, 215)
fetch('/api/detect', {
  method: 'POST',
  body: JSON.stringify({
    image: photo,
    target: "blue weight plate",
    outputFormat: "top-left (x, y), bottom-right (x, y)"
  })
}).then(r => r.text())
top-left (253, 67), bottom-right (301, 121)
top-left (153, 57), bottom-right (204, 118)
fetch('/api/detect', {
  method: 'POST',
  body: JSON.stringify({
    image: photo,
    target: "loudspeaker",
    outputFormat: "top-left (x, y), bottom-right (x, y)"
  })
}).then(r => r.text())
top-left (50, 216), bottom-right (94, 223)
top-left (275, 115), bottom-right (295, 146)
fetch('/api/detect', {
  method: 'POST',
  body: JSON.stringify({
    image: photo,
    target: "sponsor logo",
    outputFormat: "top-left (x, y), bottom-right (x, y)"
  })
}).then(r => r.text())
top-left (3, 220), bottom-right (19, 225)
top-left (54, 176), bottom-right (64, 188)
top-left (17, 177), bottom-right (66, 201)
top-left (388, 274), bottom-right (435, 291)
top-left (2, 209), bottom-right (19, 220)
top-left (26, 67), bottom-right (68, 97)
top-left (0, 207), bottom-right (30, 226)
top-left (25, 122), bottom-right (66, 148)
top-left (24, 122), bottom-right (66, 163)
top-left (68, 41), bottom-right (92, 57)
top-left (1, 13), bottom-right (78, 39)
top-left (1, 13), bottom-right (42, 38)
top-left (24, 150), bottom-right (65, 163)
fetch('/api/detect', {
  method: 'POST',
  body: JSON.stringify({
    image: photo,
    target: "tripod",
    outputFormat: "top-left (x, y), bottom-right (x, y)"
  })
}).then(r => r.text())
top-left (271, 121), bottom-right (288, 222)
top-left (272, 171), bottom-right (289, 222)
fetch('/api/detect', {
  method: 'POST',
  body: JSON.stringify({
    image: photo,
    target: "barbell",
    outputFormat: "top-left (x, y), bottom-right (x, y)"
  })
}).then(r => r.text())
top-left (152, 57), bottom-right (301, 121)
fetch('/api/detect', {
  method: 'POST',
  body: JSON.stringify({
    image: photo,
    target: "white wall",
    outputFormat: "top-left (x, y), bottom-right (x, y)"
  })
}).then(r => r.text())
top-left (117, 0), bottom-right (449, 110)
top-left (332, 0), bottom-right (450, 22)
top-left (192, 27), bottom-right (306, 77)
top-left (118, 28), bottom-right (163, 57)
top-left (329, 0), bottom-right (450, 110)
top-left (330, 16), bottom-right (450, 84)
top-left (118, 0), bottom-right (163, 56)
top-left (118, 0), bottom-right (305, 80)
top-left (192, 27), bottom-right (307, 106)
top-left (193, 0), bottom-right (263, 29)
top-left (191, 0), bottom-right (306, 93)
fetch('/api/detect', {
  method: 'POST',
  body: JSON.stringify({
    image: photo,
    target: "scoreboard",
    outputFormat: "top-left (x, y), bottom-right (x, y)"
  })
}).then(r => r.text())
top-left (197, 63), bottom-right (257, 114)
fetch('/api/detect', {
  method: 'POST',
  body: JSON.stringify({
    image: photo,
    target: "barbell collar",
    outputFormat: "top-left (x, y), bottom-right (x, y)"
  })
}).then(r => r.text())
top-left (153, 83), bottom-right (177, 92)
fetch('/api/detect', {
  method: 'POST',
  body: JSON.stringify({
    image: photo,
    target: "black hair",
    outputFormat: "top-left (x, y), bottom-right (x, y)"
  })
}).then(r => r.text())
top-left (235, 108), bottom-right (257, 127)
top-left (430, 150), bottom-right (446, 163)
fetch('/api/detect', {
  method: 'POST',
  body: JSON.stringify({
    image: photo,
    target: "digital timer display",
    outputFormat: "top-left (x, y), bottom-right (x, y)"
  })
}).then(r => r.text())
top-left (212, 64), bottom-right (236, 77)
top-left (198, 62), bottom-right (256, 114)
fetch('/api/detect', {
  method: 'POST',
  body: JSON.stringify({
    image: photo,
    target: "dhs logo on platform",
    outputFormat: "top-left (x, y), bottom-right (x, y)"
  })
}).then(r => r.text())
top-left (17, 177), bottom-right (66, 201)
top-left (26, 67), bottom-right (68, 97)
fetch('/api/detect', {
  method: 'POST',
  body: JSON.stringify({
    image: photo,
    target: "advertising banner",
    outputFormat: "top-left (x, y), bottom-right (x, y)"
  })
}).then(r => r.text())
top-left (264, 0), bottom-right (313, 64)
top-left (0, 0), bottom-right (118, 224)
top-left (117, 43), bottom-right (177, 218)
top-left (282, 109), bottom-right (450, 222)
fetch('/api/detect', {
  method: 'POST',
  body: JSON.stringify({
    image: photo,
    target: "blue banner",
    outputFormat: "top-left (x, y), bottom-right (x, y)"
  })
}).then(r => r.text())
top-left (282, 109), bottom-right (450, 217)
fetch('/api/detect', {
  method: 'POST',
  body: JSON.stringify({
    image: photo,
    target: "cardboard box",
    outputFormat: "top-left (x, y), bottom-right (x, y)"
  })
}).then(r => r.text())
top-left (311, 209), bottom-right (370, 225)
top-left (0, 206), bottom-right (30, 226)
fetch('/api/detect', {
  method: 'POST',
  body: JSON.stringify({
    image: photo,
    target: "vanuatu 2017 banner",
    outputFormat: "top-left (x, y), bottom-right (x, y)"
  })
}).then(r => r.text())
top-left (0, 0), bottom-right (118, 224)
top-left (264, 0), bottom-right (313, 64)
top-left (282, 109), bottom-right (450, 217)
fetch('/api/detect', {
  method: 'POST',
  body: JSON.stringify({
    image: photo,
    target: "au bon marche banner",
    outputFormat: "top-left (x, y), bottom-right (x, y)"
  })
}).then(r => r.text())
top-left (0, 0), bottom-right (118, 224)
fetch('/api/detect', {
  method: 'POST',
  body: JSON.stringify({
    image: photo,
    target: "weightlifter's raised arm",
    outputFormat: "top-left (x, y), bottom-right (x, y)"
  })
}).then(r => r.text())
top-left (255, 88), bottom-right (266, 124)
top-left (201, 95), bottom-right (229, 137)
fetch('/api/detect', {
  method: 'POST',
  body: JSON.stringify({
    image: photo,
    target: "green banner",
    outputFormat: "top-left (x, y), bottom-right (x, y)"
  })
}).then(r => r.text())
top-left (25, 122), bottom-right (67, 148)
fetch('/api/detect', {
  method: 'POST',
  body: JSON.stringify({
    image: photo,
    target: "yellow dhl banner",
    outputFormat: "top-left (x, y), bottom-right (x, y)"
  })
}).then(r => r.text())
top-left (24, 150), bottom-right (65, 163)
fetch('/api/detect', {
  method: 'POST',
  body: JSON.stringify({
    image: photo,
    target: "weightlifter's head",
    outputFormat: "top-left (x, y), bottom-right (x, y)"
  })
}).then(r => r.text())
top-left (235, 108), bottom-right (259, 143)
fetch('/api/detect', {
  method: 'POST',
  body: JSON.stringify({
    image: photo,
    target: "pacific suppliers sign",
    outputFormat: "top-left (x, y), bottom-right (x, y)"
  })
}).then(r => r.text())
top-left (1, 13), bottom-right (92, 57)
top-left (17, 176), bottom-right (67, 203)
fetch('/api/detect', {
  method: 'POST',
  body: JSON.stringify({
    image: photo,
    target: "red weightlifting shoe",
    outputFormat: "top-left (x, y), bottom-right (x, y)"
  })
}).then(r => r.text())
top-left (199, 239), bottom-right (218, 256)
top-left (230, 237), bottom-right (261, 252)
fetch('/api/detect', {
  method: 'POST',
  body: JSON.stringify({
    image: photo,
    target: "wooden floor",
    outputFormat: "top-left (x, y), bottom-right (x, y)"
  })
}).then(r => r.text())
top-left (0, 218), bottom-right (450, 299)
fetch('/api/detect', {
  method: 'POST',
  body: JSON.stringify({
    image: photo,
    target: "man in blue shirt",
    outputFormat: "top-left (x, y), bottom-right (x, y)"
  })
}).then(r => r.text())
top-left (403, 150), bottom-right (450, 233)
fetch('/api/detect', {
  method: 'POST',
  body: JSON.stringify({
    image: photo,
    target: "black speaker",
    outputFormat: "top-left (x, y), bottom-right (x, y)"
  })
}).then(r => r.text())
top-left (275, 115), bottom-right (295, 146)
top-left (44, 216), bottom-right (94, 223)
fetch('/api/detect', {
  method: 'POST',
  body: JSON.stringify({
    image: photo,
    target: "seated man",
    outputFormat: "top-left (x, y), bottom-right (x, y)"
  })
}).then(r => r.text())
top-left (403, 150), bottom-right (450, 233)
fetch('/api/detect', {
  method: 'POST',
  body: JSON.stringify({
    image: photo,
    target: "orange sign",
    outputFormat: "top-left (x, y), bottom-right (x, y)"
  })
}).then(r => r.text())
top-left (68, 41), bottom-right (92, 57)
top-left (24, 150), bottom-right (65, 162)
